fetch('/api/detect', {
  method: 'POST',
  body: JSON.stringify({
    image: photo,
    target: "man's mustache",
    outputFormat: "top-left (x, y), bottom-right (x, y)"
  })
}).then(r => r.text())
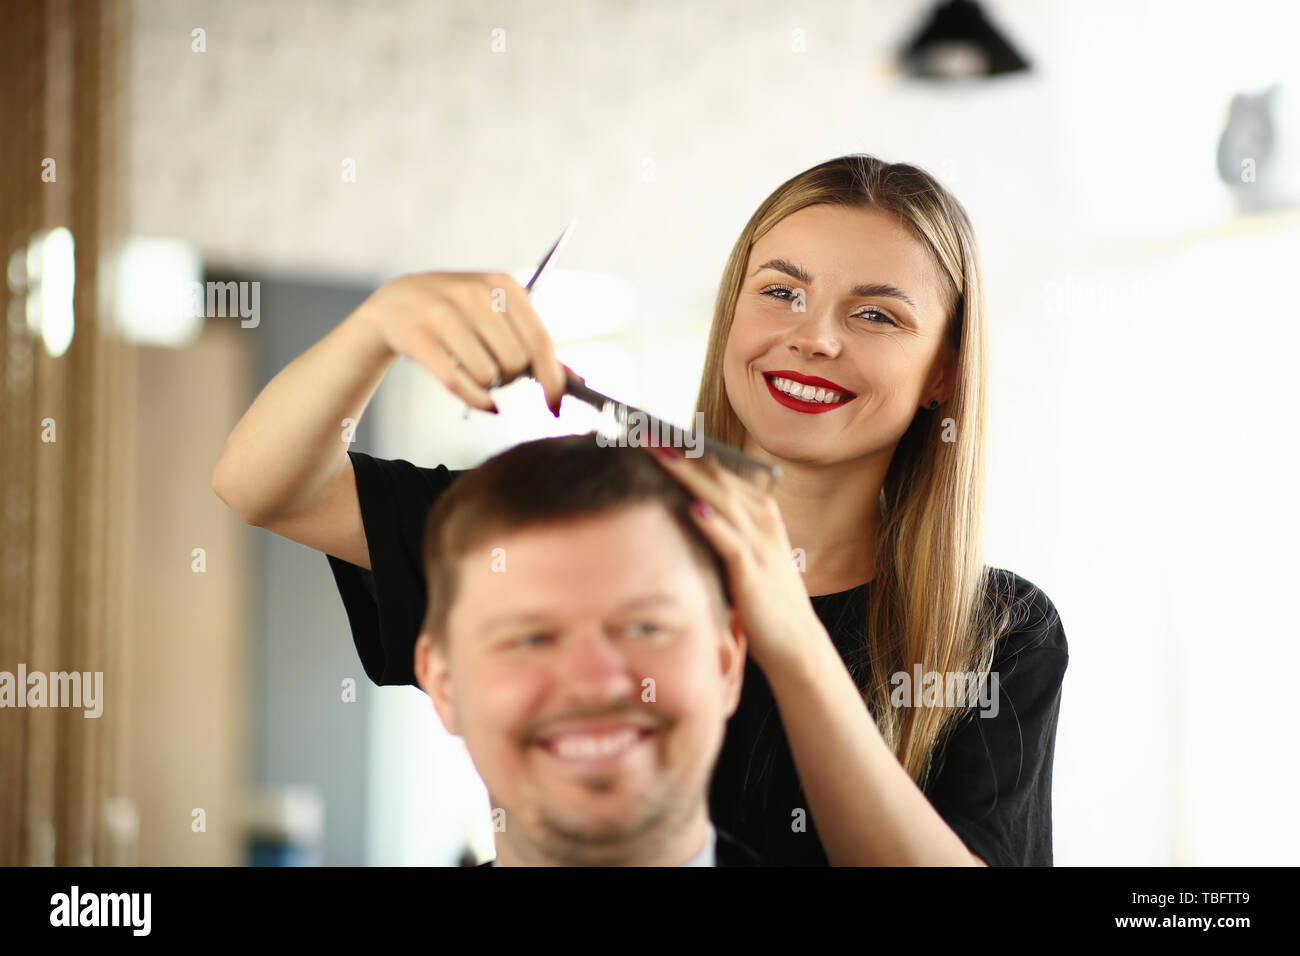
top-left (522, 701), bottom-right (669, 743)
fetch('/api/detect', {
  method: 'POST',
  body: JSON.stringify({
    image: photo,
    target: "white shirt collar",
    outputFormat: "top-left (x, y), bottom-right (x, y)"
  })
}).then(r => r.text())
top-left (683, 822), bottom-right (717, 866)
top-left (487, 822), bottom-right (717, 866)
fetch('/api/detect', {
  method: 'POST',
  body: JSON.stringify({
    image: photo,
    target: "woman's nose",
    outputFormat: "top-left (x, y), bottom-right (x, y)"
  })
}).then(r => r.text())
top-left (786, 307), bottom-right (842, 359)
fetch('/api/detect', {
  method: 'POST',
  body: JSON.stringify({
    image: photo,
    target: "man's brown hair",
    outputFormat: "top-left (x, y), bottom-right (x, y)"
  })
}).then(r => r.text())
top-left (420, 432), bottom-right (733, 645)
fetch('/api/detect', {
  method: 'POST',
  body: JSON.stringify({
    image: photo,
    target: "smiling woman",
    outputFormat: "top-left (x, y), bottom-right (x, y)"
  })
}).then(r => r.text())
top-left (677, 154), bottom-right (1068, 866)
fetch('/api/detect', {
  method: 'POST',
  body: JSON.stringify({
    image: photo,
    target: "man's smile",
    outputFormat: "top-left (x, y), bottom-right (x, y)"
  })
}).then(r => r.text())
top-left (530, 722), bottom-right (660, 772)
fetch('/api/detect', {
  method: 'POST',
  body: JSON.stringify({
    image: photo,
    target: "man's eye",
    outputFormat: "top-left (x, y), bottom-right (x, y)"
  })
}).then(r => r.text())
top-left (625, 622), bottom-right (664, 637)
top-left (513, 633), bottom-right (551, 648)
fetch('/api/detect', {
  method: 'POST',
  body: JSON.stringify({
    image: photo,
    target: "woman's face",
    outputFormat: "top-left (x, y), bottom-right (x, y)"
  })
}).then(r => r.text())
top-left (723, 203), bottom-right (956, 467)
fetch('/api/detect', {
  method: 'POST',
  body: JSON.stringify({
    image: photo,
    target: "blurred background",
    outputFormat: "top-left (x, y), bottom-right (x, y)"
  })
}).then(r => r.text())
top-left (2, 0), bottom-right (1298, 866)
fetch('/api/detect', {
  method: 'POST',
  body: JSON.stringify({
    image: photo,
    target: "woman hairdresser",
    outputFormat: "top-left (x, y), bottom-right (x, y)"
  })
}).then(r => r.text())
top-left (212, 154), bottom-right (1068, 866)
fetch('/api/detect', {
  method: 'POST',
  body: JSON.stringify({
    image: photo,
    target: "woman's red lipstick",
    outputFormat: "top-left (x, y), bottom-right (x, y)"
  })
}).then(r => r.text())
top-left (762, 369), bottom-right (856, 414)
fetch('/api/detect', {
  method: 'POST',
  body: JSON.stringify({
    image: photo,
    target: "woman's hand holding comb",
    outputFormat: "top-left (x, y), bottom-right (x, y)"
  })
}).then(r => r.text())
top-left (646, 445), bottom-right (829, 675)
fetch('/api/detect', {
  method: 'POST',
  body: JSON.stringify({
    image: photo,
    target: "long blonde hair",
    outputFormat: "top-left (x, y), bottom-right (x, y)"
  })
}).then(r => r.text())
top-left (694, 154), bottom-right (1020, 788)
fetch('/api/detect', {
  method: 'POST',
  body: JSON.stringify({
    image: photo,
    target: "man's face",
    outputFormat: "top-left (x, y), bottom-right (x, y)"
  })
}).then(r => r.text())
top-left (416, 503), bottom-right (744, 864)
top-left (723, 203), bottom-right (956, 465)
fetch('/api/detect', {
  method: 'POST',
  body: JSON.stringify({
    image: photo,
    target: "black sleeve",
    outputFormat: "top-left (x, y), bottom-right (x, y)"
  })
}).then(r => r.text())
top-left (922, 571), bottom-right (1069, 866)
top-left (325, 450), bottom-right (464, 687)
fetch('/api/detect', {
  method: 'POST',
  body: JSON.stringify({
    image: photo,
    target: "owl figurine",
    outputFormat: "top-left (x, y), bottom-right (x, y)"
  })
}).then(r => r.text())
top-left (1217, 82), bottom-right (1298, 213)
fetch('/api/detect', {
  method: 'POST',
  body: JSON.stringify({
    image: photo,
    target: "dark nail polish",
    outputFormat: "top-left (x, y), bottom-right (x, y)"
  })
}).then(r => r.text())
top-left (488, 402), bottom-right (500, 415)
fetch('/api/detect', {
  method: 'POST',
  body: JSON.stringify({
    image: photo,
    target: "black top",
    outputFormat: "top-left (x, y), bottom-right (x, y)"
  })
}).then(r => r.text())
top-left (326, 451), bottom-right (1069, 867)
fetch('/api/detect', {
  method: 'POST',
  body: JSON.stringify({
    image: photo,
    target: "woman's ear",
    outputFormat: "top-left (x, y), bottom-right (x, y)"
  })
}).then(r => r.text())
top-left (414, 631), bottom-right (460, 736)
top-left (926, 342), bottom-right (959, 408)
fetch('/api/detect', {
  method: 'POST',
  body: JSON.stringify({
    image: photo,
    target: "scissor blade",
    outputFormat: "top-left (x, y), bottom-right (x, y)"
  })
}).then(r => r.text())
top-left (505, 221), bottom-right (576, 390)
top-left (524, 219), bottom-right (577, 293)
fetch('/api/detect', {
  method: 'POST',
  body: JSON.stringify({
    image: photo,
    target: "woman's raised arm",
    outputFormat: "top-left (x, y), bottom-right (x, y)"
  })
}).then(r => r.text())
top-left (211, 272), bottom-right (568, 568)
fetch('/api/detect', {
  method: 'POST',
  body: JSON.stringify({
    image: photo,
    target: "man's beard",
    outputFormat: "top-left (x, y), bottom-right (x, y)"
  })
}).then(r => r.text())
top-left (531, 776), bottom-right (690, 866)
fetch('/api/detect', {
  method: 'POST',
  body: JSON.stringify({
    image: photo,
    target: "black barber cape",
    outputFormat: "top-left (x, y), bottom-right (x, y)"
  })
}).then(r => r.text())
top-left (327, 451), bottom-right (1069, 867)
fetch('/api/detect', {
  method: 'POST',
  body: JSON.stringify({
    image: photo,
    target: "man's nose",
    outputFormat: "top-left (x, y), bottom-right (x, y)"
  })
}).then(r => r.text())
top-left (551, 624), bottom-right (638, 699)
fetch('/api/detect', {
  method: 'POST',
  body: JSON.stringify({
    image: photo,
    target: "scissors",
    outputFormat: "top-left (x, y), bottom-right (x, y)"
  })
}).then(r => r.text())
top-left (509, 220), bottom-right (781, 488)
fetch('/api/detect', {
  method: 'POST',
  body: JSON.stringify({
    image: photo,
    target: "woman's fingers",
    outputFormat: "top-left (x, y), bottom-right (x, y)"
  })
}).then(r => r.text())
top-left (645, 447), bottom-right (754, 531)
top-left (686, 498), bottom-right (748, 563)
top-left (710, 462), bottom-right (785, 533)
top-left (365, 272), bottom-right (570, 415)
top-left (491, 274), bottom-right (567, 413)
top-left (400, 324), bottom-right (497, 411)
top-left (449, 278), bottom-right (533, 385)
top-left (423, 291), bottom-right (507, 387)
top-left (648, 445), bottom-right (768, 501)
top-left (648, 446), bottom-right (793, 550)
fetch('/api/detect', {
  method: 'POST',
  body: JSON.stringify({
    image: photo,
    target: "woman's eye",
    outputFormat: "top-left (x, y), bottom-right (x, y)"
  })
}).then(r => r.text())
top-left (760, 286), bottom-right (896, 326)
top-left (513, 633), bottom-right (550, 649)
top-left (854, 307), bottom-right (897, 327)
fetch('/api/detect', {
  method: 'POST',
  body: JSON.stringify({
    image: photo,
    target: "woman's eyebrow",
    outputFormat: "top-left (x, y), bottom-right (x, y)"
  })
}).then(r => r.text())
top-left (750, 258), bottom-right (919, 313)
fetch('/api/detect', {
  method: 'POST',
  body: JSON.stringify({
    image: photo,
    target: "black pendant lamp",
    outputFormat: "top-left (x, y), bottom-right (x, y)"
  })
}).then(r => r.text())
top-left (900, 0), bottom-right (1031, 79)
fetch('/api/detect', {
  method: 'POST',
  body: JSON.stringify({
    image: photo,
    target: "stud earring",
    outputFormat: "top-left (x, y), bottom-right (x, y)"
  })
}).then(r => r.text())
top-left (928, 399), bottom-right (939, 410)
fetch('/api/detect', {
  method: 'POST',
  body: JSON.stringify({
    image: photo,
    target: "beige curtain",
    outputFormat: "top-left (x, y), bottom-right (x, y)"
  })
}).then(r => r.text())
top-left (0, 0), bottom-right (131, 866)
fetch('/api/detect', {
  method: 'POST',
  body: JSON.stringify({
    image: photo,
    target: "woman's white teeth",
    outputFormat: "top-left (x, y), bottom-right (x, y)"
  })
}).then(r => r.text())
top-left (549, 728), bottom-right (642, 760)
top-left (770, 376), bottom-right (845, 404)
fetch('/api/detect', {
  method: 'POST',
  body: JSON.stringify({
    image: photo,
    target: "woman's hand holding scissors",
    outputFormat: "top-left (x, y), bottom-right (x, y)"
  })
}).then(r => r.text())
top-left (358, 272), bottom-right (571, 416)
